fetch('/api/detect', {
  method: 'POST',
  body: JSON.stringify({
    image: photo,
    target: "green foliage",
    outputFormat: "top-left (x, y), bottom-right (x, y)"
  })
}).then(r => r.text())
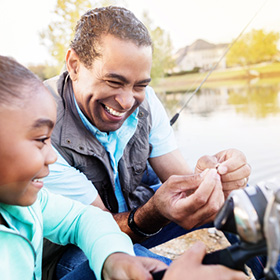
top-left (40, 0), bottom-right (124, 72)
top-left (27, 64), bottom-right (61, 81)
top-left (226, 29), bottom-right (280, 67)
top-left (141, 11), bottom-right (175, 83)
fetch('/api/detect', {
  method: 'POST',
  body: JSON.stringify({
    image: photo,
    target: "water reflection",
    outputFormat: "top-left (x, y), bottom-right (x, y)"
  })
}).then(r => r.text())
top-left (158, 84), bottom-right (280, 119)
top-left (156, 82), bottom-right (280, 185)
top-left (228, 85), bottom-right (280, 118)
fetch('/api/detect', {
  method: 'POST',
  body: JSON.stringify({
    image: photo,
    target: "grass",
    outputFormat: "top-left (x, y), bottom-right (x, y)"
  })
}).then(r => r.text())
top-left (152, 62), bottom-right (280, 93)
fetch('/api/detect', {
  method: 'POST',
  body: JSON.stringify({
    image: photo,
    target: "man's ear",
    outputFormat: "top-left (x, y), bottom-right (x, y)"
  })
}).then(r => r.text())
top-left (66, 48), bottom-right (80, 81)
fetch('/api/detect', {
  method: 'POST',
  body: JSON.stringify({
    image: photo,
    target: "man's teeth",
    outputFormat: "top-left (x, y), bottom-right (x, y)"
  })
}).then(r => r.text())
top-left (104, 105), bottom-right (125, 117)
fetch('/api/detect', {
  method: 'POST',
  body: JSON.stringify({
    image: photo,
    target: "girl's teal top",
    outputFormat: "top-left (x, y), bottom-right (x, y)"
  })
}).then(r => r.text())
top-left (0, 188), bottom-right (134, 280)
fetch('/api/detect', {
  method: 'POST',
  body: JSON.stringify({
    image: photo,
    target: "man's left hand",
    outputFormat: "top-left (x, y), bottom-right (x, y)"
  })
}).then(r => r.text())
top-left (195, 148), bottom-right (251, 198)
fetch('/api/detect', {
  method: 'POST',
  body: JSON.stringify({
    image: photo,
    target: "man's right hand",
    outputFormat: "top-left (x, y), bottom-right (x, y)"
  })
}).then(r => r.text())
top-left (163, 242), bottom-right (247, 280)
top-left (149, 168), bottom-right (225, 230)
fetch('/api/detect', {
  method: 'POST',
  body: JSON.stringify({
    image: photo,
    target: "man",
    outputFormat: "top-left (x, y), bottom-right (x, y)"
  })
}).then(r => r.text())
top-left (43, 5), bottom-right (251, 278)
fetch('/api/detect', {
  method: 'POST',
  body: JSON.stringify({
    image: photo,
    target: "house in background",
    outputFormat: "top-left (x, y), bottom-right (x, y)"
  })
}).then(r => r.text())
top-left (173, 39), bottom-right (228, 73)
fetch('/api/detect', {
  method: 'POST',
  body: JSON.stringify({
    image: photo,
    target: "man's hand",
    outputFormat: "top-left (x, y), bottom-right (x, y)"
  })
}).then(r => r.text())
top-left (163, 242), bottom-right (247, 280)
top-left (150, 168), bottom-right (224, 229)
top-left (195, 149), bottom-right (251, 198)
top-left (102, 253), bottom-right (167, 280)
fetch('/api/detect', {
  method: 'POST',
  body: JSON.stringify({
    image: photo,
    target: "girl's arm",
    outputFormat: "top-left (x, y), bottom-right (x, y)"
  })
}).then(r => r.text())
top-left (40, 188), bottom-right (134, 280)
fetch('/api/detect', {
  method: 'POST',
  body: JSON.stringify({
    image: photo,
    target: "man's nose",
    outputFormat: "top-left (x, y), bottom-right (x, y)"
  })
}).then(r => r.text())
top-left (115, 89), bottom-right (134, 110)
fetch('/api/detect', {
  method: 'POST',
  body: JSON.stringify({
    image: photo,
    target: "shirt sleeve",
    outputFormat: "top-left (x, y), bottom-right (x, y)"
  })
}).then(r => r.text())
top-left (40, 189), bottom-right (135, 280)
top-left (146, 86), bottom-right (178, 158)
top-left (43, 146), bottom-right (98, 205)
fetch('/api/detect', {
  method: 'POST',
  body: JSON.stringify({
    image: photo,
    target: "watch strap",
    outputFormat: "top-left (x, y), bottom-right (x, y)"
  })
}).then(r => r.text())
top-left (128, 207), bottom-right (163, 238)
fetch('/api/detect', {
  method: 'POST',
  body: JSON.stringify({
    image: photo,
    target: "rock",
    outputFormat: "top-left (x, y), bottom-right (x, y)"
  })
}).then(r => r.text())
top-left (150, 228), bottom-right (255, 279)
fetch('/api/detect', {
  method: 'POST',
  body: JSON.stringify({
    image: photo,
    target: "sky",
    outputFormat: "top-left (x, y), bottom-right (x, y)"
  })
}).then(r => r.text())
top-left (0, 0), bottom-right (279, 66)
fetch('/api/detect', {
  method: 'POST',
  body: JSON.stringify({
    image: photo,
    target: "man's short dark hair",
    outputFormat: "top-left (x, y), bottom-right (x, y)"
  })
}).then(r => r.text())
top-left (70, 6), bottom-right (153, 68)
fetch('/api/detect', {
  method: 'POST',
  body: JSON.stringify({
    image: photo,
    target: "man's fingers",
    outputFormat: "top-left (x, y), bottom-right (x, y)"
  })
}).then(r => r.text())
top-left (175, 169), bottom-right (223, 227)
top-left (166, 173), bottom-right (203, 193)
top-left (221, 178), bottom-right (248, 193)
top-left (190, 172), bottom-right (224, 227)
top-left (219, 163), bottom-right (251, 182)
top-left (195, 155), bottom-right (218, 173)
top-left (216, 150), bottom-right (248, 175)
top-left (193, 169), bottom-right (221, 202)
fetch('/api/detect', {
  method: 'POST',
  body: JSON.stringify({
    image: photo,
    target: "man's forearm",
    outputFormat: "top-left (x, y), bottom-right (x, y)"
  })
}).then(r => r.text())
top-left (112, 199), bottom-right (170, 243)
top-left (91, 195), bottom-right (169, 242)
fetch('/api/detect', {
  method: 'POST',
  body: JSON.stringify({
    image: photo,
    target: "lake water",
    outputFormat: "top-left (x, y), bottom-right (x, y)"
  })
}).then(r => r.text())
top-left (157, 80), bottom-right (280, 186)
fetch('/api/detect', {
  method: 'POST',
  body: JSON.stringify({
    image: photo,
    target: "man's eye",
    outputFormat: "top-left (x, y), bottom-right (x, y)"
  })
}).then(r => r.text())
top-left (135, 85), bottom-right (148, 91)
top-left (106, 81), bottom-right (122, 88)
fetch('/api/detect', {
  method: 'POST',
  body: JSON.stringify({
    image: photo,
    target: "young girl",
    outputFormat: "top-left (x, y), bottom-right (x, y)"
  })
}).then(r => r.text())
top-left (0, 55), bottom-right (168, 280)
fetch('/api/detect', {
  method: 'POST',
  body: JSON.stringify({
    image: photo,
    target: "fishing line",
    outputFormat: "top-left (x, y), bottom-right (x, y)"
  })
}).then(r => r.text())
top-left (169, 0), bottom-right (269, 126)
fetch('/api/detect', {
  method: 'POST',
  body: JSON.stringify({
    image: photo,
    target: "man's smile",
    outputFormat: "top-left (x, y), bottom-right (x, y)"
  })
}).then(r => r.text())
top-left (103, 104), bottom-right (125, 117)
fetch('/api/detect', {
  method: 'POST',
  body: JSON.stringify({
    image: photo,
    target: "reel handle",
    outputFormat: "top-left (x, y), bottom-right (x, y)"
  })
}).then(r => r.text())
top-left (202, 245), bottom-right (247, 273)
top-left (203, 241), bottom-right (268, 274)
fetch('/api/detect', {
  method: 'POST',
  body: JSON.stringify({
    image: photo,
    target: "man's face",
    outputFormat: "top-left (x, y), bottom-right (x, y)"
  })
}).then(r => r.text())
top-left (69, 35), bottom-right (153, 132)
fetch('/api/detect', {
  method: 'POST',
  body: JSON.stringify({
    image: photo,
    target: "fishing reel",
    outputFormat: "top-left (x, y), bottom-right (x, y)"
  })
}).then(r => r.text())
top-left (153, 182), bottom-right (280, 280)
top-left (202, 182), bottom-right (280, 279)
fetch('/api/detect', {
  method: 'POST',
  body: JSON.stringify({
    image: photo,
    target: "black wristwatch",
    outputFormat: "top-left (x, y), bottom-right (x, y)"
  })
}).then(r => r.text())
top-left (128, 207), bottom-right (163, 238)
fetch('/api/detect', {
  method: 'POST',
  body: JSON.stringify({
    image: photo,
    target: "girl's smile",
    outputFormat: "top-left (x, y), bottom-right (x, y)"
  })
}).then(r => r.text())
top-left (0, 84), bottom-right (57, 206)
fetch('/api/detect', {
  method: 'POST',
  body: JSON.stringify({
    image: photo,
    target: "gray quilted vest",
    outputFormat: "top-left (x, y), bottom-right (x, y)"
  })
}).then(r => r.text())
top-left (44, 72), bottom-right (154, 213)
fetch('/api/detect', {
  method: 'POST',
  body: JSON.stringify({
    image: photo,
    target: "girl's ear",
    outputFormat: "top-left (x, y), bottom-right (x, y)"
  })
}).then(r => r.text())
top-left (66, 49), bottom-right (80, 81)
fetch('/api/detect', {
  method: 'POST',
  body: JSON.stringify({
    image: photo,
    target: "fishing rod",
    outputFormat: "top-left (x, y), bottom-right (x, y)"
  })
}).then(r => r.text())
top-left (169, 0), bottom-right (269, 126)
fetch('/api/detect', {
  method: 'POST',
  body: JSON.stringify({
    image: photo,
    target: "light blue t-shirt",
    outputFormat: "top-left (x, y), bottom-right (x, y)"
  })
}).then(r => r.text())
top-left (44, 86), bottom-right (177, 212)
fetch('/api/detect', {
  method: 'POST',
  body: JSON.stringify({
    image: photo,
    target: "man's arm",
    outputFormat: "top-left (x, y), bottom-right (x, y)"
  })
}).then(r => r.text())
top-left (91, 195), bottom-right (156, 243)
top-left (92, 169), bottom-right (224, 243)
top-left (149, 149), bottom-right (193, 182)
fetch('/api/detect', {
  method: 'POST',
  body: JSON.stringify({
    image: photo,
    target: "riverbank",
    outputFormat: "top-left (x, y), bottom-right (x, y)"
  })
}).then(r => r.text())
top-left (153, 62), bottom-right (280, 93)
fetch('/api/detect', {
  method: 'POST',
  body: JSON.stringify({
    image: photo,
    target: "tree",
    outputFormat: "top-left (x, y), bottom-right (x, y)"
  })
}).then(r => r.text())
top-left (226, 29), bottom-right (279, 67)
top-left (40, 0), bottom-right (123, 73)
top-left (28, 64), bottom-right (59, 81)
top-left (141, 11), bottom-right (175, 83)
